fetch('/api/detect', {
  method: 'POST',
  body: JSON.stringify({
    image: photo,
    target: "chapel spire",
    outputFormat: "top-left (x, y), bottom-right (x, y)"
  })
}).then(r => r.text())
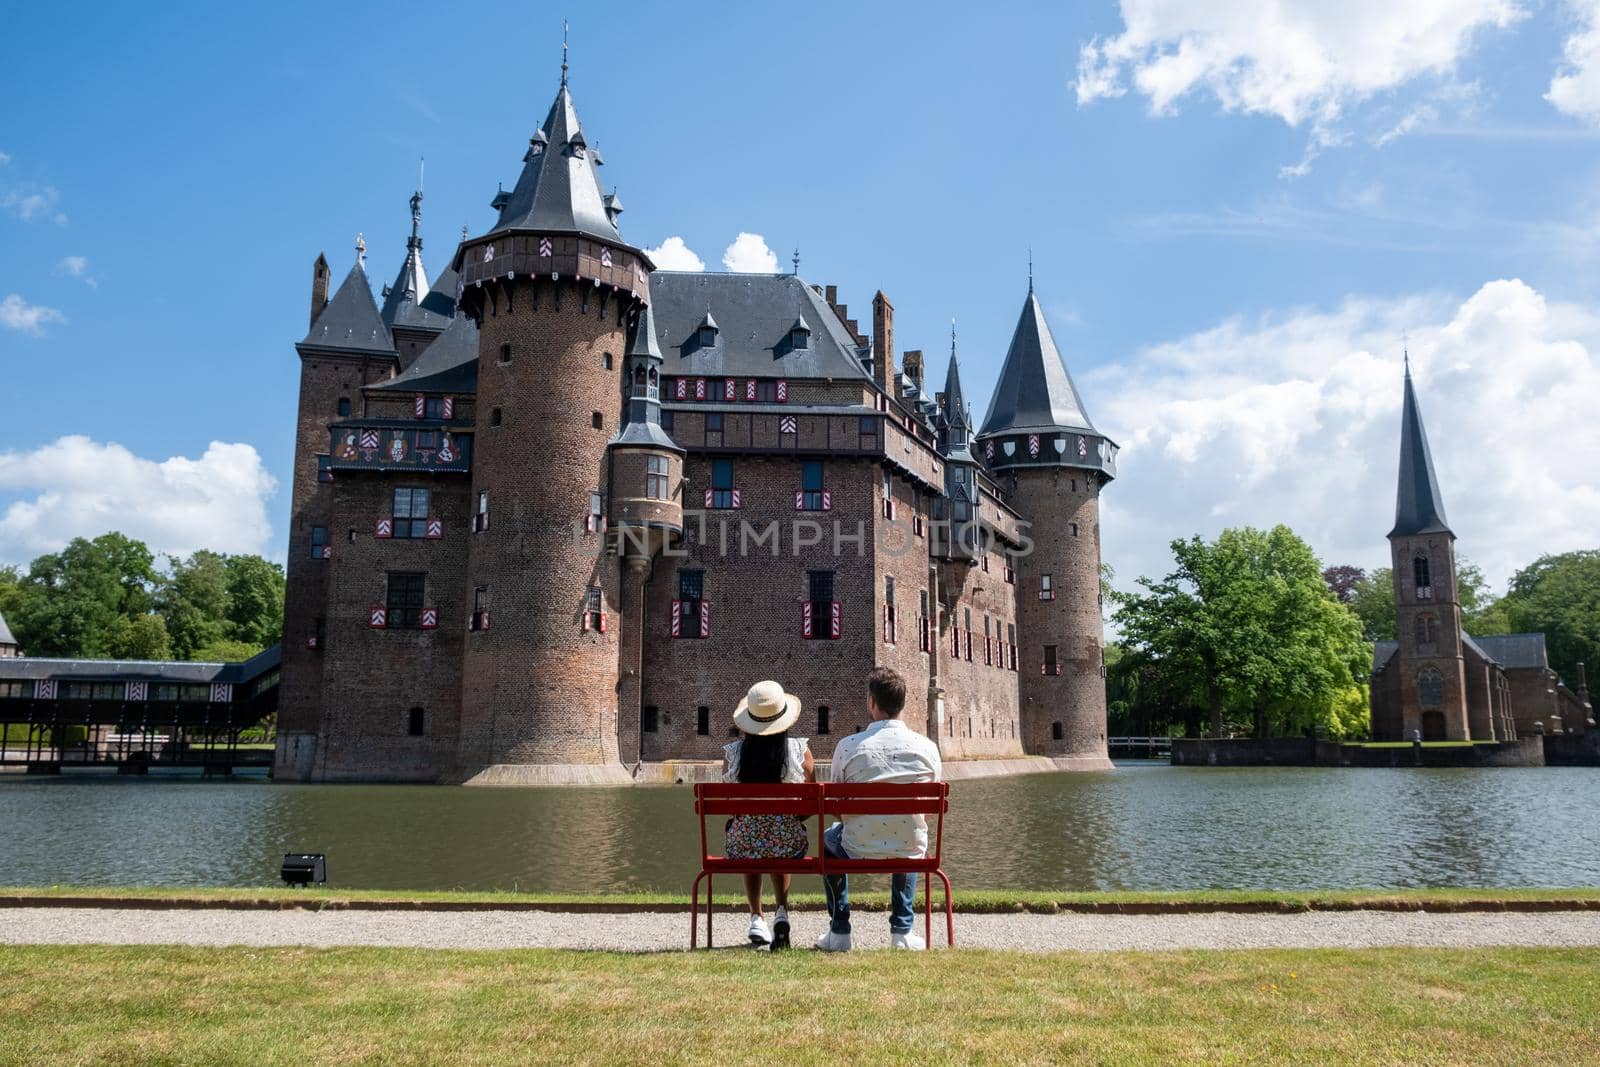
top-left (1390, 356), bottom-right (1453, 538)
top-left (380, 169), bottom-right (432, 330)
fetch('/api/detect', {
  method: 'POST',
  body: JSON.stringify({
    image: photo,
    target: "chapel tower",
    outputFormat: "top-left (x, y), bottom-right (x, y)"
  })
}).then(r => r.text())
top-left (975, 283), bottom-right (1116, 768)
top-left (453, 60), bottom-right (657, 781)
top-left (1387, 359), bottom-right (1472, 741)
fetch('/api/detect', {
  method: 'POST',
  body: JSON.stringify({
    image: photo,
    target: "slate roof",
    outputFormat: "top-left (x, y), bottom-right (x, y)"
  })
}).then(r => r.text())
top-left (1390, 362), bottom-right (1452, 537)
top-left (488, 81), bottom-right (620, 244)
top-left (380, 196), bottom-right (432, 332)
top-left (977, 288), bottom-right (1096, 438)
top-left (0, 643), bottom-right (281, 685)
top-left (0, 610), bottom-right (15, 648)
top-left (1373, 640), bottom-right (1398, 673)
top-left (939, 346), bottom-right (976, 464)
top-left (649, 273), bottom-right (871, 381)
top-left (368, 313), bottom-right (479, 395)
top-left (1472, 633), bottom-right (1549, 671)
top-left (302, 259), bottom-right (395, 354)
top-left (417, 252), bottom-right (460, 322)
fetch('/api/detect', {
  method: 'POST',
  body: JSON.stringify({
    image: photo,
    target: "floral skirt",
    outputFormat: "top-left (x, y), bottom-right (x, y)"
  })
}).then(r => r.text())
top-left (724, 815), bottom-right (810, 860)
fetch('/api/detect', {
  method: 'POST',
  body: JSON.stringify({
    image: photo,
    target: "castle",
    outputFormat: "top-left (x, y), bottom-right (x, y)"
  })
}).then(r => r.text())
top-left (274, 66), bottom-right (1116, 784)
top-left (1369, 361), bottom-right (1591, 741)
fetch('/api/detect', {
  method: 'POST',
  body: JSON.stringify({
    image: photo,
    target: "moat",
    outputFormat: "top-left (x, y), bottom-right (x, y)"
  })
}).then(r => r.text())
top-left (2, 763), bottom-right (1597, 892)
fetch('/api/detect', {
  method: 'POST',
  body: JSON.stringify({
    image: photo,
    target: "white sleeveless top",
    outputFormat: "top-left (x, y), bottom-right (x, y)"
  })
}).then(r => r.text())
top-left (722, 737), bottom-right (810, 784)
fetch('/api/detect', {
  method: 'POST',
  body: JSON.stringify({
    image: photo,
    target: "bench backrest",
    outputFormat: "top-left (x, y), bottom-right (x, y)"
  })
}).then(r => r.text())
top-left (693, 781), bottom-right (948, 864)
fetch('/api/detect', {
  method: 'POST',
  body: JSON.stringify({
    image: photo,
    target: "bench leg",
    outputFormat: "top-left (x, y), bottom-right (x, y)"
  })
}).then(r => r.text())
top-left (706, 874), bottom-right (713, 948)
top-left (936, 870), bottom-right (954, 947)
top-left (690, 872), bottom-right (706, 949)
top-left (924, 870), bottom-right (933, 946)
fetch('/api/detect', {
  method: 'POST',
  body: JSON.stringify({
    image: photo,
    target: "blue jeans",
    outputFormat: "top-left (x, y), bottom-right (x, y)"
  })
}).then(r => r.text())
top-left (822, 822), bottom-right (918, 935)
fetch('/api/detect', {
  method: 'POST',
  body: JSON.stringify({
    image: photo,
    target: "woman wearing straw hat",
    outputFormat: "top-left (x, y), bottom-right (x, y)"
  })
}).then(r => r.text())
top-left (723, 679), bottom-right (815, 950)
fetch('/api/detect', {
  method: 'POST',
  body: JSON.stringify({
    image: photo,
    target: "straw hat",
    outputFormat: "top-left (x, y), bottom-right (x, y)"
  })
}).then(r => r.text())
top-left (732, 680), bottom-right (802, 736)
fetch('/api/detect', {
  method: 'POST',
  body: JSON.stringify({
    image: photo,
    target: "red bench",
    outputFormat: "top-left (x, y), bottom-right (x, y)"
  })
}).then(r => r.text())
top-left (690, 780), bottom-right (953, 949)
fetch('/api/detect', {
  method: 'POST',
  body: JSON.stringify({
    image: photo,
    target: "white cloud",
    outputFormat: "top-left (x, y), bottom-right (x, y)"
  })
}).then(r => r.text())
top-left (0, 437), bottom-right (278, 565)
top-left (721, 232), bottom-right (779, 273)
top-left (0, 294), bottom-right (66, 335)
top-left (56, 255), bottom-right (96, 288)
top-left (642, 236), bottom-right (706, 272)
top-left (0, 151), bottom-right (10, 167)
top-left (1076, 1), bottom-right (1524, 168)
top-left (1088, 279), bottom-right (1600, 595)
top-left (1548, 0), bottom-right (1600, 123)
top-left (0, 185), bottom-right (65, 225)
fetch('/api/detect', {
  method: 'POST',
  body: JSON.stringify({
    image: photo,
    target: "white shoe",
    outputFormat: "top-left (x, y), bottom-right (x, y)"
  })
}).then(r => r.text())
top-left (814, 929), bottom-right (853, 952)
top-left (771, 907), bottom-right (791, 950)
top-left (890, 932), bottom-right (927, 951)
top-left (747, 915), bottom-right (771, 946)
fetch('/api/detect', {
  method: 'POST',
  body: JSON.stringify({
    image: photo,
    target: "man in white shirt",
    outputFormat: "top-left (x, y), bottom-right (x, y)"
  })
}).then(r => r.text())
top-left (816, 666), bottom-right (942, 952)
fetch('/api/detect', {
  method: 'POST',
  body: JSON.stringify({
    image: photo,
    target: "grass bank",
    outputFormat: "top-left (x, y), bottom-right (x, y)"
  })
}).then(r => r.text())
top-left (0, 945), bottom-right (1594, 1064)
top-left (4, 884), bottom-right (1599, 913)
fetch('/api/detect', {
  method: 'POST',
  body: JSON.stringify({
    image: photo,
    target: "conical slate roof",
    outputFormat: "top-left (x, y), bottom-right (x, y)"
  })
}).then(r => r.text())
top-left (1390, 361), bottom-right (1451, 537)
top-left (939, 340), bottom-right (976, 465)
top-left (382, 192), bottom-right (434, 331)
top-left (488, 82), bottom-right (620, 243)
top-left (977, 289), bottom-right (1094, 437)
top-left (302, 257), bottom-right (394, 354)
top-left (369, 313), bottom-right (478, 396)
top-left (0, 609), bottom-right (16, 648)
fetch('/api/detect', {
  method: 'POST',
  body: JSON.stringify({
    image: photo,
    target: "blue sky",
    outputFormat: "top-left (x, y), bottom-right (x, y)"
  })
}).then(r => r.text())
top-left (2, 0), bottom-right (1599, 592)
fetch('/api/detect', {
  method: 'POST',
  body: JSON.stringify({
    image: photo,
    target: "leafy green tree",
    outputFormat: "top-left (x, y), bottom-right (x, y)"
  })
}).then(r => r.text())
top-left (105, 613), bottom-right (173, 660)
top-left (223, 554), bottom-right (285, 649)
top-left (9, 534), bottom-right (160, 657)
top-left (191, 637), bottom-right (262, 663)
top-left (1347, 568), bottom-right (1395, 642)
top-left (1113, 525), bottom-right (1370, 740)
top-left (159, 550), bottom-right (231, 659)
top-left (1501, 550), bottom-right (1600, 689)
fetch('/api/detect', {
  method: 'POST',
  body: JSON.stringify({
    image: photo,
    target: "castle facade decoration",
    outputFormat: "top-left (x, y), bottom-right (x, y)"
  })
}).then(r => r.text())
top-left (1369, 362), bottom-right (1591, 741)
top-left (275, 68), bottom-right (1117, 783)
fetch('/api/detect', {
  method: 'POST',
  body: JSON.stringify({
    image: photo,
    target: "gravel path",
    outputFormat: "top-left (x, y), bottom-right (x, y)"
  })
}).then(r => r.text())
top-left (4, 907), bottom-right (1600, 952)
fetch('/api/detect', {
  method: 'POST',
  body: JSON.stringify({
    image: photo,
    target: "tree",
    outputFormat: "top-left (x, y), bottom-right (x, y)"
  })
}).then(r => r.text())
top-left (159, 550), bottom-right (231, 659)
top-left (1501, 550), bottom-right (1600, 689)
top-left (8, 534), bottom-right (160, 657)
top-left (1348, 568), bottom-right (1396, 642)
top-left (1322, 565), bottom-right (1365, 604)
top-left (105, 614), bottom-right (173, 660)
top-left (1113, 525), bottom-right (1371, 740)
top-left (224, 555), bottom-right (285, 649)
top-left (191, 637), bottom-right (262, 663)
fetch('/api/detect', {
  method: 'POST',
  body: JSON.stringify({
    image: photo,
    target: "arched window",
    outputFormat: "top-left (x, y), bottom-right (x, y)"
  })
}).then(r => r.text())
top-left (632, 366), bottom-right (647, 397)
top-left (1418, 668), bottom-right (1444, 708)
top-left (1415, 613), bottom-right (1439, 650)
top-left (1413, 555), bottom-right (1432, 594)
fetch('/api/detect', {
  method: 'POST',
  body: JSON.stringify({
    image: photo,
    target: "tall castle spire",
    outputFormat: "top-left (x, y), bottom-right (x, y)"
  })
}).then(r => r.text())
top-left (1390, 357), bottom-right (1452, 538)
top-left (380, 166), bottom-right (432, 330)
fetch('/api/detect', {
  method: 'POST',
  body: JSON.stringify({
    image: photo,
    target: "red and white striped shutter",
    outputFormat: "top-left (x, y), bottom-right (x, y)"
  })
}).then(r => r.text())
top-left (321, 546), bottom-right (332, 559)
top-left (369, 606), bottom-right (387, 628)
top-left (776, 380), bottom-right (788, 403)
top-left (442, 397), bottom-right (454, 419)
top-left (730, 489), bottom-right (742, 509)
top-left (671, 600), bottom-right (681, 637)
top-left (951, 626), bottom-right (959, 657)
top-left (746, 379), bottom-right (757, 401)
top-left (598, 612), bottom-right (608, 634)
top-left (703, 488), bottom-right (714, 508)
top-left (675, 378), bottom-right (688, 400)
top-left (414, 395), bottom-right (426, 418)
top-left (582, 611), bottom-right (591, 632)
top-left (724, 379), bottom-right (736, 400)
top-left (126, 681), bottom-right (146, 701)
top-left (375, 518), bottom-right (393, 538)
top-left (795, 490), bottom-right (805, 510)
top-left (694, 378), bottom-right (707, 400)
top-left (37, 680), bottom-right (56, 700)
top-left (1041, 661), bottom-right (1048, 675)
top-left (822, 490), bottom-right (832, 511)
top-left (421, 608), bottom-right (438, 630)
top-left (801, 601), bottom-right (813, 639)
top-left (830, 601), bottom-right (842, 639)
top-left (585, 514), bottom-right (595, 533)
top-left (883, 606), bottom-right (891, 643)
top-left (426, 518), bottom-right (443, 539)
top-left (306, 635), bottom-right (319, 649)
top-left (210, 683), bottom-right (233, 703)
top-left (700, 601), bottom-right (711, 638)
top-left (481, 610), bottom-right (491, 631)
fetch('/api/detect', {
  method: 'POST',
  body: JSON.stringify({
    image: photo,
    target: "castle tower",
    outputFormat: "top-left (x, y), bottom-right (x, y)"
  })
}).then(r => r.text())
top-left (975, 284), bottom-right (1116, 769)
top-left (1388, 359), bottom-right (1473, 741)
top-left (936, 327), bottom-right (980, 560)
top-left (453, 62), bottom-right (655, 782)
top-left (379, 178), bottom-right (454, 367)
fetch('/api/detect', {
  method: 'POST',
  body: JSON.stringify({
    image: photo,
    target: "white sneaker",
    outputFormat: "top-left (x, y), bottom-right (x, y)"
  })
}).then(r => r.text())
top-left (747, 915), bottom-right (771, 946)
top-left (814, 929), bottom-right (853, 952)
top-left (890, 931), bottom-right (927, 951)
top-left (771, 907), bottom-right (791, 950)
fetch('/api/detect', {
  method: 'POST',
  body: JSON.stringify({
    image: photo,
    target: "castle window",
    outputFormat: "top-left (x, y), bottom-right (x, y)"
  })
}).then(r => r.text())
top-left (632, 366), bottom-right (648, 397)
top-left (1413, 556), bottom-right (1432, 599)
top-left (499, 343), bottom-right (512, 365)
top-left (391, 487), bottom-right (431, 538)
top-left (592, 411), bottom-right (603, 430)
top-left (1418, 667), bottom-right (1444, 708)
top-left (1043, 645), bottom-right (1060, 676)
top-left (583, 587), bottom-right (604, 632)
top-left (422, 396), bottom-right (447, 419)
top-left (642, 706), bottom-right (659, 733)
top-left (660, 409), bottom-right (674, 432)
top-left (0, 681), bottom-right (31, 699)
top-left (964, 608), bottom-right (974, 662)
top-left (1008, 623), bottom-right (1018, 671)
top-left (710, 459), bottom-right (735, 510)
top-left (799, 460), bottom-right (826, 511)
top-left (919, 589), bottom-right (931, 653)
top-left (490, 407), bottom-right (503, 427)
top-left (1052, 722), bottom-right (1064, 741)
top-left (677, 570), bottom-right (705, 639)
top-left (805, 570), bottom-right (836, 640)
top-left (604, 353), bottom-right (614, 371)
top-left (983, 615), bottom-right (993, 665)
top-left (859, 415), bottom-right (878, 450)
top-left (1040, 574), bottom-right (1055, 601)
top-left (883, 576), bottom-right (898, 645)
top-left (706, 412), bottom-right (724, 431)
top-left (587, 491), bottom-right (603, 533)
top-left (1070, 522), bottom-right (1079, 538)
top-left (882, 470), bottom-right (895, 519)
top-left (337, 397), bottom-right (350, 416)
top-left (309, 526), bottom-right (327, 560)
top-left (474, 491), bottom-right (489, 532)
top-left (817, 705), bottom-right (831, 735)
top-left (697, 706), bottom-right (710, 736)
top-left (470, 586), bottom-right (489, 631)
top-left (756, 380), bottom-right (780, 403)
top-left (385, 572), bottom-right (426, 629)
top-left (645, 455), bottom-right (670, 500)
top-left (1415, 613), bottom-right (1439, 651)
top-left (407, 707), bottom-right (425, 736)
top-left (698, 325), bottom-right (717, 347)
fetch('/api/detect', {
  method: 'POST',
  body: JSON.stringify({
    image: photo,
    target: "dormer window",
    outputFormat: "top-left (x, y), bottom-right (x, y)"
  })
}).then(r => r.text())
top-left (787, 317), bottom-right (810, 351)
top-left (696, 311), bottom-right (718, 348)
top-left (568, 131), bottom-right (587, 159)
top-left (527, 130), bottom-right (547, 159)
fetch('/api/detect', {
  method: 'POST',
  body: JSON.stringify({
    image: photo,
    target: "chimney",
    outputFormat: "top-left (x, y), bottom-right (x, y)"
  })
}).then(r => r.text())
top-left (825, 284), bottom-right (838, 306)
top-left (310, 253), bottom-right (330, 329)
top-left (871, 291), bottom-right (894, 390)
top-left (1578, 661), bottom-right (1590, 704)
top-left (903, 349), bottom-right (923, 389)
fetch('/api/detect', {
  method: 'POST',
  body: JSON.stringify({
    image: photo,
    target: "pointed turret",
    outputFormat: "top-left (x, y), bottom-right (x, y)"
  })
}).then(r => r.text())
top-left (613, 300), bottom-right (682, 452)
top-left (1390, 358), bottom-right (1452, 537)
top-left (938, 327), bottom-right (974, 464)
top-left (482, 80), bottom-right (619, 243)
top-left (975, 286), bottom-right (1115, 478)
top-left (300, 238), bottom-right (394, 354)
top-left (0, 608), bottom-right (18, 656)
top-left (381, 185), bottom-right (434, 331)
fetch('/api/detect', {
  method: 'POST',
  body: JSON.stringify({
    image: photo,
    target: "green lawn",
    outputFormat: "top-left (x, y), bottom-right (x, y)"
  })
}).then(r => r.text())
top-left (0, 945), bottom-right (1593, 1065)
top-left (4, 883), bottom-right (1599, 912)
